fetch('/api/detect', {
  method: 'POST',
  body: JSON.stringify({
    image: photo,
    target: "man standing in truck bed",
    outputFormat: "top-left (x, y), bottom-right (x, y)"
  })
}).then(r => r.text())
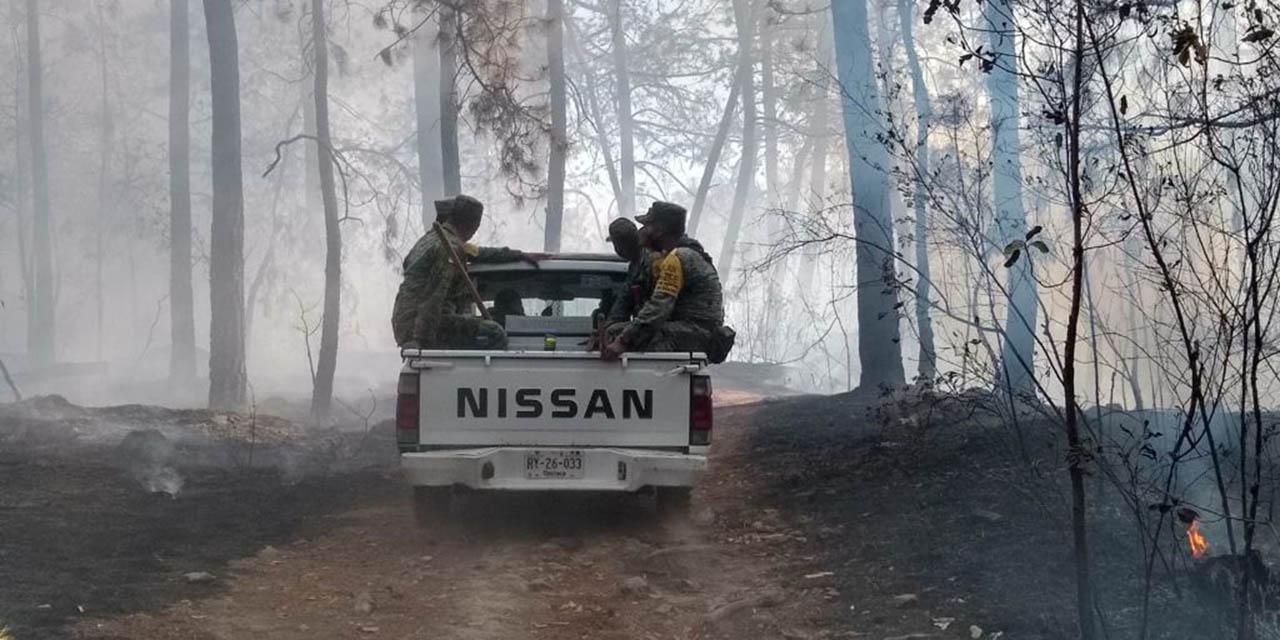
top-left (392, 195), bottom-right (533, 350)
top-left (601, 202), bottom-right (724, 359)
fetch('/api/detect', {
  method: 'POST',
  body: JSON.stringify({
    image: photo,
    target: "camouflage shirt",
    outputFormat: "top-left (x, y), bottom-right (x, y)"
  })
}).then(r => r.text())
top-left (391, 223), bottom-right (525, 345)
top-left (618, 244), bottom-right (724, 347)
top-left (603, 249), bottom-right (654, 328)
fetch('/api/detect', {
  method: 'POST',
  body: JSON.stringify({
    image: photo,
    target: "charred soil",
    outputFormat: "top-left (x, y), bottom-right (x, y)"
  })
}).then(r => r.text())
top-left (0, 390), bottom-right (1232, 639)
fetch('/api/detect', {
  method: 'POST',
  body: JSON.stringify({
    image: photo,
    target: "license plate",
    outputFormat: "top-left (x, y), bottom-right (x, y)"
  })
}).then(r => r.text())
top-left (524, 450), bottom-right (585, 480)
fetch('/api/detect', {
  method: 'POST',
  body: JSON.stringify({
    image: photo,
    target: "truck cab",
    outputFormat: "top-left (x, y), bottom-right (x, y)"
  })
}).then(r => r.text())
top-left (397, 254), bottom-right (711, 519)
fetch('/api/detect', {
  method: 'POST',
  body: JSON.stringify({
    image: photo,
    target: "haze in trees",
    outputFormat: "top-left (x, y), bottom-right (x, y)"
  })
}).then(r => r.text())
top-left (5, 2), bottom-right (1280, 634)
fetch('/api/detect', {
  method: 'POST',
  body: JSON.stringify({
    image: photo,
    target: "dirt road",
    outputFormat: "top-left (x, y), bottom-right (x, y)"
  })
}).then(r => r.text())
top-left (2, 400), bottom-right (840, 640)
top-left (80, 407), bottom-right (831, 640)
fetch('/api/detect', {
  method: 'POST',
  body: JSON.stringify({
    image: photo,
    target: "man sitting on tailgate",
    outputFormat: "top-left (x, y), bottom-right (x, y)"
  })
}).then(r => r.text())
top-left (601, 201), bottom-right (724, 359)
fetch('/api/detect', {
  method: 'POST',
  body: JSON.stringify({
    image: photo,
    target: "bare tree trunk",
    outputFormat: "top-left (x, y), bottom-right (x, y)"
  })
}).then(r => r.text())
top-left (26, 0), bottom-right (55, 367)
top-left (1123, 232), bottom-right (1144, 409)
top-left (784, 138), bottom-right (811, 214)
top-left (245, 109), bottom-right (294, 355)
top-left (169, 0), bottom-right (196, 382)
top-left (688, 76), bottom-right (742, 235)
top-left (439, 5), bottom-right (461, 195)
top-left (0, 355), bottom-right (20, 400)
top-left (717, 0), bottom-right (759, 282)
top-left (609, 0), bottom-right (635, 217)
top-left (544, 0), bottom-right (567, 252)
top-left (565, 18), bottom-right (624, 208)
top-left (758, 14), bottom-right (787, 324)
top-left (414, 10), bottom-right (444, 229)
top-left (875, 0), bottom-right (907, 265)
top-left (899, 0), bottom-right (935, 382)
top-left (308, 0), bottom-right (342, 421)
top-left (299, 5), bottom-right (320, 230)
top-left (831, 0), bottom-right (905, 389)
top-left (11, 1), bottom-right (35, 360)
top-left (204, 0), bottom-right (247, 410)
top-left (760, 21), bottom-right (779, 206)
top-left (984, 0), bottom-right (1037, 395)
top-left (796, 13), bottom-right (833, 290)
top-left (95, 0), bottom-right (113, 362)
top-left (1063, 0), bottom-right (1095, 633)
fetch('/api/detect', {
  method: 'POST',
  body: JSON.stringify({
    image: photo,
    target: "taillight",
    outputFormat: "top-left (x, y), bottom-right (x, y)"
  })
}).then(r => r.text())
top-left (396, 372), bottom-right (420, 449)
top-left (690, 375), bottom-right (712, 445)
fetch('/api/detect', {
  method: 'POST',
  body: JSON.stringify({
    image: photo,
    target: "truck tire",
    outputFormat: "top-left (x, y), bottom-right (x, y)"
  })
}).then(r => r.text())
top-left (412, 486), bottom-right (453, 527)
top-left (655, 487), bottom-right (692, 518)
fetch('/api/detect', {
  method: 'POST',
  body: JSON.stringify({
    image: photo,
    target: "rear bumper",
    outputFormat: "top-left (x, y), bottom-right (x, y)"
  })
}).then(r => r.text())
top-left (400, 447), bottom-right (707, 491)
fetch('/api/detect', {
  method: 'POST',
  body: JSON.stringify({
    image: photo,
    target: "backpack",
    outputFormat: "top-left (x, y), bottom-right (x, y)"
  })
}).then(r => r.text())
top-left (706, 325), bottom-right (736, 364)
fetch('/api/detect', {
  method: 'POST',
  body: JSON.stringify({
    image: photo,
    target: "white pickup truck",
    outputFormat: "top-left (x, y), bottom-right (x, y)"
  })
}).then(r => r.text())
top-left (396, 254), bottom-right (712, 520)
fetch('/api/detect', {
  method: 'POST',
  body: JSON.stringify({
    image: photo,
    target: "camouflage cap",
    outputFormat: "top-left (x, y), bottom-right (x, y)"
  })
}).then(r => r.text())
top-left (635, 201), bottom-right (686, 227)
top-left (606, 217), bottom-right (638, 241)
top-left (451, 194), bottom-right (484, 221)
top-left (433, 199), bottom-right (454, 223)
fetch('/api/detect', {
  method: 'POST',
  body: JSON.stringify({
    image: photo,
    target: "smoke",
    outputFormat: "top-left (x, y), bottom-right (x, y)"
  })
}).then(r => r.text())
top-left (142, 465), bottom-right (185, 496)
top-left (116, 429), bottom-right (184, 497)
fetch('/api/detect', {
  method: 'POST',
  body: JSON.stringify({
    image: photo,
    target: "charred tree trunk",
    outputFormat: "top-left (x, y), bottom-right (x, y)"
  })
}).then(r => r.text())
top-left (831, 0), bottom-right (905, 389)
top-left (899, 0), bottom-right (936, 382)
top-left (414, 10), bottom-right (445, 229)
top-left (204, 0), bottom-right (247, 410)
top-left (309, 0), bottom-right (342, 421)
top-left (608, 0), bottom-right (635, 217)
top-left (718, 0), bottom-right (759, 282)
top-left (26, 0), bottom-right (55, 367)
top-left (169, 0), bottom-right (196, 382)
top-left (544, 0), bottom-right (567, 252)
top-left (439, 5), bottom-right (461, 195)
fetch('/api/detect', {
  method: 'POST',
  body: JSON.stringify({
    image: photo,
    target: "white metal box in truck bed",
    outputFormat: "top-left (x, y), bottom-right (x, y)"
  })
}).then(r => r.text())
top-left (396, 256), bottom-right (712, 516)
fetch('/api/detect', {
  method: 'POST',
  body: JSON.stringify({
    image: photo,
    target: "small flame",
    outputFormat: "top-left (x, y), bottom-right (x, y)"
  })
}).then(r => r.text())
top-left (1187, 519), bottom-right (1209, 558)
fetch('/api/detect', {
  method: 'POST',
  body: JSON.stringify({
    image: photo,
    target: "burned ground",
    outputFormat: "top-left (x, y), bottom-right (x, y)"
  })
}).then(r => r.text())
top-left (0, 390), bottom-right (1245, 639)
top-left (0, 445), bottom-right (383, 639)
top-left (729, 389), bottom-right (1246, 639)
top-left (0, 395), bottom-right (389, 639)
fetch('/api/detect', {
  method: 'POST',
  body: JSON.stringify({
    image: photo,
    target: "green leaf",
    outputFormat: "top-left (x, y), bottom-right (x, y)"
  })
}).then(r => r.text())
top-left (1003, 249), bottom-right (1022, 268)
top-left (1003, 239), bottom-right (1025, 256)
top-left (1030, 240), bottom-right (1050, 254)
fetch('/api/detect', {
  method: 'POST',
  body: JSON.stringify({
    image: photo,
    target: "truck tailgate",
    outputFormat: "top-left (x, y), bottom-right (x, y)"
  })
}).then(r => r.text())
top-left (406, 351), bottom-right (699, 448)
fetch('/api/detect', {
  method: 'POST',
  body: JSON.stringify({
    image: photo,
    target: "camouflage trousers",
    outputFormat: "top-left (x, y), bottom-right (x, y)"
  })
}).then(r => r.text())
top-left (421, 316), bottom-right (508, 350)
top-left (606, 321), bottom-right (712, 353)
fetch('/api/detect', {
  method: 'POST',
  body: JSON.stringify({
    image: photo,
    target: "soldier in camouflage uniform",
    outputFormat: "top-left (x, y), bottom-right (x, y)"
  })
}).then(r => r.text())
top-left (392, 195), bottom-right (534, 350)
top-left (600, 218), bottom-right (653, 332)
top-left (601, 202), bottom-right (724, 358)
